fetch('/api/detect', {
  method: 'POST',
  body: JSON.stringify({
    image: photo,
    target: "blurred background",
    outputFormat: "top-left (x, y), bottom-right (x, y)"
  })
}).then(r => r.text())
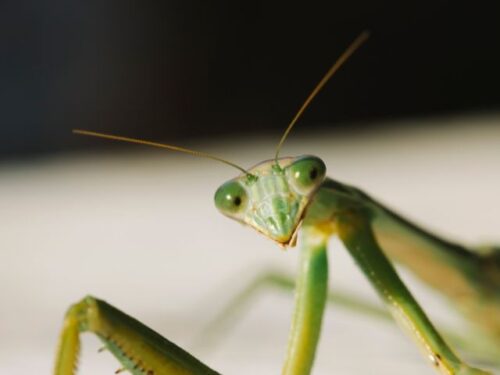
top-left (1, 0), bottom-right (500, 158)
top-left (1, 1), bottom-right (499, 374)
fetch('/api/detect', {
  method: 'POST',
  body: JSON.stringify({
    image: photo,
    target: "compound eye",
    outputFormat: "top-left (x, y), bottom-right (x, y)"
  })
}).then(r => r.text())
top-left (214, 181), bottom-right (248, 215)
top-left (288, 156), bottom-right (326, 193)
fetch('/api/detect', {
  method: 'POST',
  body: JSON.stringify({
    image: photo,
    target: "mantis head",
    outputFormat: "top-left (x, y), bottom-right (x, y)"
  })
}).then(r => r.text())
top-left (211, 31), bottom-right (367, 247)
top-left (214, 156), bottom-right (326, 246)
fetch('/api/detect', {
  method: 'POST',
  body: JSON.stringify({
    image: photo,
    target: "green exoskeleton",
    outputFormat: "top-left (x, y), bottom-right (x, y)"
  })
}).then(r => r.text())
top-left (55, 33), bottom-right (500, 375)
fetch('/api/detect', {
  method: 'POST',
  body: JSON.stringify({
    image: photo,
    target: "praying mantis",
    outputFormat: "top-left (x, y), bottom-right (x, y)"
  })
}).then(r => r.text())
top-left (54, 32), bottom-right (500, 375)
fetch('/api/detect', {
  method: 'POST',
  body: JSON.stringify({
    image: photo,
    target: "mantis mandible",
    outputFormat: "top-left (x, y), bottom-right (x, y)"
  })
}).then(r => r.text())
top-left (54, 32), bottom-right (500, 375)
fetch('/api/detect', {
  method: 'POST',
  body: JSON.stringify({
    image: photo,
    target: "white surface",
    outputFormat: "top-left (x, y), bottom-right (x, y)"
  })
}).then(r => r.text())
top-left (1, 114), bottom-right (499, 374)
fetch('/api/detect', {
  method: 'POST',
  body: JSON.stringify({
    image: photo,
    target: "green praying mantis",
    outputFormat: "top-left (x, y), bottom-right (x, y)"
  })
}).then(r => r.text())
top-left (54, 32), bottom-right (500, 375)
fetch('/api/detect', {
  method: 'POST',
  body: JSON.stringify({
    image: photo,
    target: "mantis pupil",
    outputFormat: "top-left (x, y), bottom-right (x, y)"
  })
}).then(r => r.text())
top-left (309, 168), bottom-right (318, 180)
top-left (234, 196), bottom-right (242, 206)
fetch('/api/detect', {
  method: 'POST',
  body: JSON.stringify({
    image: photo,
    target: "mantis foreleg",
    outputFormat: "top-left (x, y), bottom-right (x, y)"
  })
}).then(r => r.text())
top-left (336, 211), bottom-right (491, 375)
top-left (54, 296), bottom-right (219, 375)
top-left (194, 268), bottom-right (499, 367)
top-left (282, 228), bottom-right (329, 375)
top-left (193, 269), bottom-right (389, 351)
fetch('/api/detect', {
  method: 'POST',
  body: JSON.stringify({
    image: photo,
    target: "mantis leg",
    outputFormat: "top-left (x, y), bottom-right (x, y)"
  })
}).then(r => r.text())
top-left (282, 228), bottom-right (329, 375)
top-left (54, 295), bottom-right (219, 375)
top-left (193, 269), bottom-right (389, 350)
top-left (336, 211), bottom-right (491, 375)
top-left (194, 269), bottom-right (499, 367)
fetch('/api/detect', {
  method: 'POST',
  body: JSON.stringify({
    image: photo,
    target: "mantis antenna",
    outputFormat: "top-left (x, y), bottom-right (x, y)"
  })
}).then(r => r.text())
top-left (73, 129), bottom-right (252, 176)
top-left (274, 31), bottom-right (370, 162)
top-left (75, 33), bottom-right (368, 175)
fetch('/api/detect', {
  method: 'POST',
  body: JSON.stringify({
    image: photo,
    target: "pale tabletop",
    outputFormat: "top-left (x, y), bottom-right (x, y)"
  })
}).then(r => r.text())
top-left (1, 114), bottom-right (499, 375)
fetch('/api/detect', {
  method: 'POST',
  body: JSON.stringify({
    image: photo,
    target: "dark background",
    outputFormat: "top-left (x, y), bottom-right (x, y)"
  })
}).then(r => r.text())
top-left (1, 0), bottom-right (499, 159)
